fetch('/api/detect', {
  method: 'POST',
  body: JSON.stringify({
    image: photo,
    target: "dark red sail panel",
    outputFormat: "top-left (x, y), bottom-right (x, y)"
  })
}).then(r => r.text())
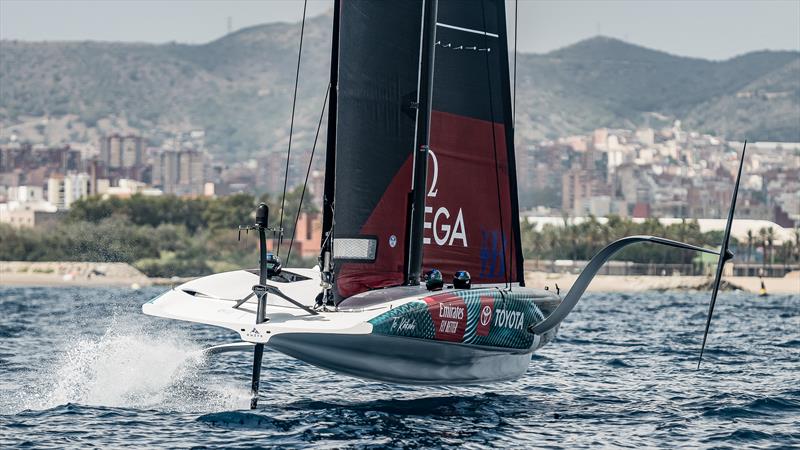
top-left (423, 111), bottom-right (517, 284)
top-left (422, 0), bottom-right (524, 285)
top-left (330, 0), bottom-right (423, 300)
top-left (334, 157), bottom-right (414, 299)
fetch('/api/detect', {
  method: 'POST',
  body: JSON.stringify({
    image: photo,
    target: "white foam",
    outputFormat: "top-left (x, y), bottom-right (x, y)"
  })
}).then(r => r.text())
top-left (11, 316), bottom-right (250, 412)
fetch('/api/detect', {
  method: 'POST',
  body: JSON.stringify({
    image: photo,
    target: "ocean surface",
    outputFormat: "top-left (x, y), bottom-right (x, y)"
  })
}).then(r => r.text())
top-left (0, 286), bottom-right (797, 449)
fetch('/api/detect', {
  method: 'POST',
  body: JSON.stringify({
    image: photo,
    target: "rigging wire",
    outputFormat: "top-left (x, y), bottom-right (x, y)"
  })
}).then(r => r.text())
top-left (513, 0), bottom-right (518, 128)
top-left (285, 83), bottom-right (330, 267)
top-left (480, 0), bottom-right (510, 290)
top-left (277, 0), bottom-right (308, 259)
top-left (511, 0), bottom-right (519, 291)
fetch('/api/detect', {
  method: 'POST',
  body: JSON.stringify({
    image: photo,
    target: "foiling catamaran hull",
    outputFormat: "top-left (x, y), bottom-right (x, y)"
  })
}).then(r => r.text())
top-left (143, 268), bottom-right (562, 384)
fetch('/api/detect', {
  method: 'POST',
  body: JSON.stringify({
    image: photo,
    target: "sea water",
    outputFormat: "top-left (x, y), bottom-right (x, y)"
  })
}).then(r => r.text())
top-left (0, 286), bottom-right (797, 448)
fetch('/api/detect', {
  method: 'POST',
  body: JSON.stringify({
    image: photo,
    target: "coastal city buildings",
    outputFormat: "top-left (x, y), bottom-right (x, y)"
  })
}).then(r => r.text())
top-left (46, 172), bottom-right (90, 209)
top-left (516, 122), bottom-right (800, 229)
top-left (0, 185), bottom-right (59, 228)
top-left (0, 130), bottom-right (214, 214)
top-left (0, 121), bottom-right (798, 252)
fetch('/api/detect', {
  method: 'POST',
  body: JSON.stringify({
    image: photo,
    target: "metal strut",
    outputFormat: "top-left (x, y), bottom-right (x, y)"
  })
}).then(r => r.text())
top-left (529, 236), bottom-right (720, 335)
top-left (697, 141), bottom-right (747, 368)
top-left (250, 202), bottom-right (270, 410)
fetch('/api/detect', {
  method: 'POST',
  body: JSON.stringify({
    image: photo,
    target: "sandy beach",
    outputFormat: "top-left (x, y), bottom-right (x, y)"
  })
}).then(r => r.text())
top-left (2, 260), bottom-right (797, 294)
top-left (0, 261), bottom-right (179, 288)
top-left (525, 271), bottom-right (799, 295)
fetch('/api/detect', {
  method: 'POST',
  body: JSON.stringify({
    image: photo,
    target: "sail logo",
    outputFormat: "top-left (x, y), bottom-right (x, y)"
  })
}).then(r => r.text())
top-left (493, 308), bottom-right (524, 331)
top-left (480, 230), bottom-right (506, 278)
top-left (424, 206), bottom-right (467, 246)
top-left (423, 149), bottom-right (468, 247)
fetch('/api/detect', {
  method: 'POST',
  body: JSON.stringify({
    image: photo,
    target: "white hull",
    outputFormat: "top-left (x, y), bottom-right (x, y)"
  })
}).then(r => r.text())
top-left (143, 269), bottom-right (561, 384)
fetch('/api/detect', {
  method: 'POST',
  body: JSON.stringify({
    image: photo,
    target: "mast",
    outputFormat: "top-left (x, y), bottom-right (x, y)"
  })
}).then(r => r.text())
top-left (320, 0), bottom-right (340, 295)
top-left (406, 0), bottom-right (438, 285)
top-left (321, 0), bottom-right (339, 245)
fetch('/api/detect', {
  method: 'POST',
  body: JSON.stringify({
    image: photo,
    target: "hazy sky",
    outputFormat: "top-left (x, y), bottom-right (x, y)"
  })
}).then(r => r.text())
top-left (1, 0), bottom-right (798, 60)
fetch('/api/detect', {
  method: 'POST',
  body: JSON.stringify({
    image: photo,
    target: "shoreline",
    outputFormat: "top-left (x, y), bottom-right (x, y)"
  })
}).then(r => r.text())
top-left (1, 261), bottom-right (797, 295)
top-left (524, 271), bottom-right (799, 295)
top-left (0, 261), bottom-right (187, 288)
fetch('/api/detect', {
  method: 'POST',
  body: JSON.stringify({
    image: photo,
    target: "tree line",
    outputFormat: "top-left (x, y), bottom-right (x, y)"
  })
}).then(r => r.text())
top-left (520, 215), bottom-right (799, 266)
top-left (0, 189), bottom-right (319, 277)
top-left (2, 195), bottom-right (797, 278)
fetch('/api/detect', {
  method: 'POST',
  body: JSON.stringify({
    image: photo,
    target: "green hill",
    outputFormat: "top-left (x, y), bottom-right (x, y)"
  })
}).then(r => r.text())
top-left (1, 16), bottom-right (798, 160)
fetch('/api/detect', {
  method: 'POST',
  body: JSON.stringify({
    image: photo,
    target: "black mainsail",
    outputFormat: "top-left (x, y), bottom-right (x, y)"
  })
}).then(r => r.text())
top-left (322, 0), bottom-right (523, 303)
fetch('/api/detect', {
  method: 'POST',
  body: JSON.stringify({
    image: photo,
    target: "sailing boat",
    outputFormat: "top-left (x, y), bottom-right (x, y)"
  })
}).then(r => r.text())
top-left (143, 0), bottom-right (744, 409)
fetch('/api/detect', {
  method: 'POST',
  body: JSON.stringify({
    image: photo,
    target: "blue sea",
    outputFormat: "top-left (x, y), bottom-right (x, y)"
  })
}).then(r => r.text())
top-left (0, 286), bottom-right (797, 448)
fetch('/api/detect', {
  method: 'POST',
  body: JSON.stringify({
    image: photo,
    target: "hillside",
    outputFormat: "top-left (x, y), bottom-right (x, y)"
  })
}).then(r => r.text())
top-left (516, 37), bottom-right (800, 142)
top-left (0, 13), bottom-right (333, 160)
top-left (1, 15), bottom-right (798, 160)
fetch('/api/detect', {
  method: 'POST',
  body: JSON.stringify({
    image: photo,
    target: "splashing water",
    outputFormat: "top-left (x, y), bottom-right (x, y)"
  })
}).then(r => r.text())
top-left (40, 321), bottom-right (201, 408)
top-left (5, 307), bottom-right (249, 414)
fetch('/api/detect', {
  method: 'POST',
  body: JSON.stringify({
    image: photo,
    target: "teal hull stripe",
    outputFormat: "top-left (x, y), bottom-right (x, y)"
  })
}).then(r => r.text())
top-left (369, 289), bottom-right (544, 350)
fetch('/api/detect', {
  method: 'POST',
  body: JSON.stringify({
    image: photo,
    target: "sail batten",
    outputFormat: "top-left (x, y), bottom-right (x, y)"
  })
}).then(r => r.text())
top-left (436, 22), bottom-right (499, 38)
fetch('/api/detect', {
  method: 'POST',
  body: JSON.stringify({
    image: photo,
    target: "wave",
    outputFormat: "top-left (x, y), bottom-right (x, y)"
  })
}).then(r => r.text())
top-left (701, 395), bottom-right (800, 419)
top-left (197, 411), bottom-right (295, 430)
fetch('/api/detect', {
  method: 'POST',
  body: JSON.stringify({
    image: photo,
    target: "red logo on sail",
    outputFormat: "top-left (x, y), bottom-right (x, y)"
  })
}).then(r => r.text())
top-left (476, 296), bottom-right (494, 336)
top-left (425, 294), bottom-right (467, 342)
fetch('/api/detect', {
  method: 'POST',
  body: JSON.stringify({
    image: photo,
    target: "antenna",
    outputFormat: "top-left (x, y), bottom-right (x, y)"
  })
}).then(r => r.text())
top-left (697, 141), bottom-right (747, 369)
top-left (227, 16), bottom-right (233, 34)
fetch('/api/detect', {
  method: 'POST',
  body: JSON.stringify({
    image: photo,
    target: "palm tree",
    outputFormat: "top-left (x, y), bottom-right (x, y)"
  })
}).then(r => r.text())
top-left (746, 229), bottom-right (754, 263)
top-left (758, 227), bottom-right (768, 274)
top-left (767, 227), bottom-right (776, 267)
top-left (781, 241), bottom-right (793, 272)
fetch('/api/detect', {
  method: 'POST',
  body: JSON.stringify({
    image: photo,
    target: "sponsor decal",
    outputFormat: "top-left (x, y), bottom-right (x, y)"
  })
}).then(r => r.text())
top-left (390, 316), bottom-right (416, 333)
top-left (245, 327), bottom-right (263, 339)
top-left (368, 289), bottom-right (543, 350)
top-left (368, 302), bottom-right (434, 339)
top-left (389, 234), bottom-right (397, 248)
top-left (424, 294), bottom-right (467, 342)
top-left (493, 308), bottom-right (524, 331)
top-left (476, 296), bottom-right (494, 336)
top-left (423, 150), bottom-right (468, 247)
top-left (480, 306), bottom-right (492, 325)
top-left (253, 284), bottom-right (267, 295)
top-left (480, 230), bottom-right (506, 279)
